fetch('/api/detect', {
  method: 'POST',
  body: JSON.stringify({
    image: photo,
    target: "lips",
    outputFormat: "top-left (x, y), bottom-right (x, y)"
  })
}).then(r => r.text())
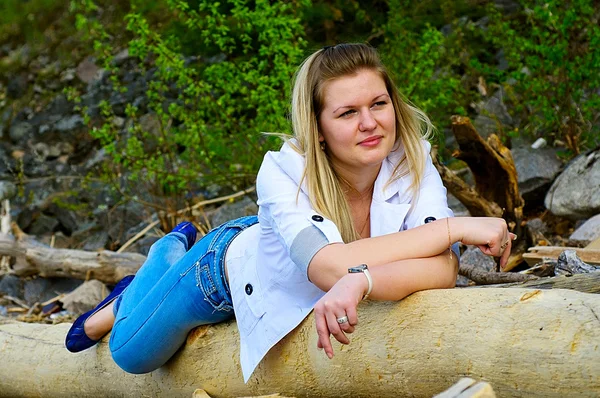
top-left (358, 135), bottom-right (383, 146)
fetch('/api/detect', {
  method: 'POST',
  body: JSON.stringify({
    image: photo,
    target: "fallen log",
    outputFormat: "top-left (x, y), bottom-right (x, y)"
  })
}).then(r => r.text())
top-left (478, 271), bottom-right (600, 294)
top-left (1, 288), bottom-right (599, 397)
top-left (0, 232), bottom-right (145, 284)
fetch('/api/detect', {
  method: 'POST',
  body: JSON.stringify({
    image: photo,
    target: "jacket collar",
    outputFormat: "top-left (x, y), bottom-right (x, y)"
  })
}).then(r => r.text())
top-left (274, 140), bottom-right (411, 236)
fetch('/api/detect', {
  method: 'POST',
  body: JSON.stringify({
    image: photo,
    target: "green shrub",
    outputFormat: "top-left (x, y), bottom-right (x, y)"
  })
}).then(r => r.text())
top-left (482, 0), bottom-right (600, 153)
top-left (69, 0), bottom-right (307, 213)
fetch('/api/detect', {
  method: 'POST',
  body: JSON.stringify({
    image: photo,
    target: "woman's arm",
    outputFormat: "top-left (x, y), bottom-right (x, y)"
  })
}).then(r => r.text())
top-left (308, 216), bottom-right (513, 288)
top-left (313, 251), bottom-right (459, 358)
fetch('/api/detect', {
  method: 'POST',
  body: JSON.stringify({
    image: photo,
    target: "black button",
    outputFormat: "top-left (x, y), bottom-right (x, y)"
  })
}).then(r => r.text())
top-left (245, 283), bottom-right (253, 295)
top-left (424, 216), bottom-right (437, 224)
top-left (312, 215), bottom-right (324, 222)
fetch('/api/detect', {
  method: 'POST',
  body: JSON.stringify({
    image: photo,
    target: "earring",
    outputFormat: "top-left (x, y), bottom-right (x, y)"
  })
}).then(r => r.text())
top-left (320, 141), bottom-right (326, 151)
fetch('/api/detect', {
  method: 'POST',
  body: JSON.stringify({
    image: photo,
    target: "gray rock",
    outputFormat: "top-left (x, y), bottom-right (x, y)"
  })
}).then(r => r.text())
top-left (55, 115), bottom-right (84, 132)
top-left (6, 74), bottom-right (28, 99)
top-left (61, 279), bottom-right (107, 314)
top-left (9, 122), bottom-right (34, 142)
top-left (81, 230), bottom-right (109, 251)
top-left (113, 48), bottom-right (131, 66)
top-left (76, 58), bottom-right (103, 84)
top-left (27, 213), bottom-right (59, 235)
top-left (0, 275), bottom-right (24, 299)
top-left (0, 181), bottom-right (17, 201)
top-left (447, 193), bottom-right (469, 217)
top-left (570, 214), bottom-right (600, 244)
top-left (24, 277), bottom-right (82, 305)
top-left (545, 149), bottom-right (600, 219)
top-left (472, 87), bottom-right (514, 138)
top-left (512, 146), bottom-right (562, 207)
top-left (210, 196), bottom-right (258, 228)
top-left (459, 246), bottom-right (496, 273)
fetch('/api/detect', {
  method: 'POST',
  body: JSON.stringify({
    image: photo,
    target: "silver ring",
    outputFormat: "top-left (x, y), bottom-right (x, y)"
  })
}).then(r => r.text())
top-left (336, 316), bottom-right (348, 324)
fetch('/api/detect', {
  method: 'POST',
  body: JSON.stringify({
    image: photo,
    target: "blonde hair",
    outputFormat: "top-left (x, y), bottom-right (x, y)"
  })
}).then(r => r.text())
top-left (289, 43), bottom-right (433, 243)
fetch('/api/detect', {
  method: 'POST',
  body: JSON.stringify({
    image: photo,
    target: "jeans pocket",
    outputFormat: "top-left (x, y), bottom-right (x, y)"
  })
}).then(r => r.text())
top-left (195, 251), bottom-right (233, 313)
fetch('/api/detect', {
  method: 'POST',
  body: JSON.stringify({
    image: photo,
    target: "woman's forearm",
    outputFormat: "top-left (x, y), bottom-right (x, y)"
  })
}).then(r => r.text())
top-left (312, 250), bottom-right (458, 296)
top-left (309, 217), bottom-right (456, 283)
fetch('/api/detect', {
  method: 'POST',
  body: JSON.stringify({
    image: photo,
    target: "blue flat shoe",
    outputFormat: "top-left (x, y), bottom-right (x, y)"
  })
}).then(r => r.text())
top-left (172, 221), bottom-right (197, 250)
top-left (65, 275), bottom-right (135, 353)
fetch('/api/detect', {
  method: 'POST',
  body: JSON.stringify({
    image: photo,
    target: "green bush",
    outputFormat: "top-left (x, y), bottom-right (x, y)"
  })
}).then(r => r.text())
top-left (482, 0), bottom-right (600, 153)
top-left (68, 0), bottom-right (307, 213)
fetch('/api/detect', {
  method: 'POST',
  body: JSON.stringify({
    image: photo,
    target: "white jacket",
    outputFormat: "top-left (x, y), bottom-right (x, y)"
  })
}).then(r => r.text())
top-left (227, 139), bottom-right (456, 382)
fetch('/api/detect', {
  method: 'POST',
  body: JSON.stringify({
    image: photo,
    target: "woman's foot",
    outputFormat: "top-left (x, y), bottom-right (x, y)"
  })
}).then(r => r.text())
top-left (172, 221), bottom-right (197, 250)
top-left (65, 275), bottom-right (134, 353)
top-left (83, 301), bottom-right (116, 340)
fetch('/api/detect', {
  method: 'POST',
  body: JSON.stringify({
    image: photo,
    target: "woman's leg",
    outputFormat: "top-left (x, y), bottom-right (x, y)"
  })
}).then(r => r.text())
top-left (83, 232), bottom-right (190, 339)
top-left (109, 229), bottom-right (234, 374)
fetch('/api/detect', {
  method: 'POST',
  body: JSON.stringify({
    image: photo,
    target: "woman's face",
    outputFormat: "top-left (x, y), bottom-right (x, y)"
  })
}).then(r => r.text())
top-left (318, 69), bottom-right (396, 175)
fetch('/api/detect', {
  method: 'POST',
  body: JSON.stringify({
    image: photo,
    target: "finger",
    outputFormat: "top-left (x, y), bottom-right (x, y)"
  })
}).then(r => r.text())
top-left (337, 315), bottom-right (355, 334)
top-left (499, 238), bottom-right (512, 269)
top-left (315, 312), bottom-right (332, 357)
top-left (510, 233), bottom-right (518, 241)
top-left (346, 305), bottom-right (359, 327)
top-left (326, 312), bottom-right (349, 347)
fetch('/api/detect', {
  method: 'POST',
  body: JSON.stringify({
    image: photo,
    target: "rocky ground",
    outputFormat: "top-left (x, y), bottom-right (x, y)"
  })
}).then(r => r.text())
top-left (0, 40), bottom-right (599, 324)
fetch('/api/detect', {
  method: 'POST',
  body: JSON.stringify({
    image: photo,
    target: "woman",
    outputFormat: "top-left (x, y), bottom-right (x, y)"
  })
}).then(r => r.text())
top-left (66, 43), bottom-right (514, 383)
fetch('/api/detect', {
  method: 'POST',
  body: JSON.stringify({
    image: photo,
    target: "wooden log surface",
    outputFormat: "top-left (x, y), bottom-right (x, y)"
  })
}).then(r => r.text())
top-left (0, 233), bottom-right (145, 284)
top-left (1, 288), bottom-right (599, 397)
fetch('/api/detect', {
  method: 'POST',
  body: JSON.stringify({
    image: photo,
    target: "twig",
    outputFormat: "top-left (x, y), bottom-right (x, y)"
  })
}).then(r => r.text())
top-left (176, 186), bottom-right (255, 214)
top-left (116, 220), bottom-right (160, 253)
top-left (4, 295), bottom-right (29, 309)
top-left (115, 186), bottom-right (255, 253)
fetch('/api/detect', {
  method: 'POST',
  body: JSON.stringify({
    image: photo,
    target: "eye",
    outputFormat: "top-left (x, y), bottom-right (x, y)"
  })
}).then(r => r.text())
top-left (372, 101), bottom-right (388, 108)
top-left (339, 109), bottom-right (356, 118)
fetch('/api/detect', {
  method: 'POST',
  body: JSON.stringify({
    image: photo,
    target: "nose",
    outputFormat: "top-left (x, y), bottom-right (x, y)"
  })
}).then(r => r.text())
top-left (359, 110), bottom-right (377, 131)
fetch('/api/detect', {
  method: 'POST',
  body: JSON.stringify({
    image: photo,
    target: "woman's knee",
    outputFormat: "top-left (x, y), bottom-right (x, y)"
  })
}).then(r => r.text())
top-left (110, 344), bottom-right (163, 374)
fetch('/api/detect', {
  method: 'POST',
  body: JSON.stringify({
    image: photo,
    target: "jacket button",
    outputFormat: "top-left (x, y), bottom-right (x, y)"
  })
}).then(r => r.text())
top-left (424, 216), bottom-right (437, 224)
top-left (312, 215), bottom-right (324, 222)
top-left (245, 283), bottom-right (253, 295)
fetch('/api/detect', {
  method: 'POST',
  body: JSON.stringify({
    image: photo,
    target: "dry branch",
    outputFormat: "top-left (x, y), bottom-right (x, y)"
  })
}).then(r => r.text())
top-left (0, 232), bottom-right (145, 284)
top-left (459, 263), bottom-right (537, 285)
top-left (450, 116), bottom-right (524, 229)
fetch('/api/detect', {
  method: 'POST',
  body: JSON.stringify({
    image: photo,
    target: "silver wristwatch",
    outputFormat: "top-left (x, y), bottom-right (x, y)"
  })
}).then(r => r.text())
top-left (348, 264), bottom-right (373, 301)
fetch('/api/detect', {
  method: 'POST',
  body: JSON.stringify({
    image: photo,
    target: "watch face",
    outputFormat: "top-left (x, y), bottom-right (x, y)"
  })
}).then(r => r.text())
top-left (348, 264), bottom-right (368, 273)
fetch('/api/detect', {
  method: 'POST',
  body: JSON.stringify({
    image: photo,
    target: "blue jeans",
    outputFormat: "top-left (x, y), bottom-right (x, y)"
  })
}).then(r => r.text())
top-left (109, 216), bottom-right (258, 374)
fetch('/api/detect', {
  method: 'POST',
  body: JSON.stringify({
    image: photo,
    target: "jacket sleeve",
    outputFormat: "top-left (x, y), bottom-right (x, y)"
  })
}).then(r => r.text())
top-left (256, 150), bottom-right (344, 275)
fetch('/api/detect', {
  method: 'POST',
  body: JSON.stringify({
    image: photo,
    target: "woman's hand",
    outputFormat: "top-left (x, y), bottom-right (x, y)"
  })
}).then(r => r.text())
top-left (451, 217), bottom-right (516, 269)
top-left (313, 273), bottom-right (368, 359)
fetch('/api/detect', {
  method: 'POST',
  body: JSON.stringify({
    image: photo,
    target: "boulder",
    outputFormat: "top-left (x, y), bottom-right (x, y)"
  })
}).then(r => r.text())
top-left (570, 214), bottom-right (600, 245)
top-left (472, 87), bottom-right (514, 138)
top-left (61, 279), bottom-right (108, 314)
top-left (545, 149), bottom-right (600, 219)
top-left (511, 145), bottom-right (562, 208)
top-left (209, 196), bottom-right (258, 228)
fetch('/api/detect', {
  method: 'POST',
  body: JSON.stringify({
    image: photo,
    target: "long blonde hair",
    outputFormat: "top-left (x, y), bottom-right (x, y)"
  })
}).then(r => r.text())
top-left (289, 43), bottom-right (433, 242)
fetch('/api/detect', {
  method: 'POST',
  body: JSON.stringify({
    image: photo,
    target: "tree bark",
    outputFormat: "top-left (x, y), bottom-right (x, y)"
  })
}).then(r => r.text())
top-left (1, 288), bottom-right (599, 397)
top-left (476, 271), bottom-right (600, 294)
top-left (0, 233), bottom-right (145, 284)
top-left (450, 116), bottom-right (524, 230)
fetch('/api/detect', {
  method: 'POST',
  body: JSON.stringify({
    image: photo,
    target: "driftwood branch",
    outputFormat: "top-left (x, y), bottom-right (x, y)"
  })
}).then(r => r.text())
top-left (459, 263), bottom-right (537, 285)
top-left (477, 271), bottom-right (600, 294)
top-left (450, 116), bottom-right (524, 228)
top-left (431, 147), bottom-right (503, 218)
top-left (0, 232), bottom-right (145, 284)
